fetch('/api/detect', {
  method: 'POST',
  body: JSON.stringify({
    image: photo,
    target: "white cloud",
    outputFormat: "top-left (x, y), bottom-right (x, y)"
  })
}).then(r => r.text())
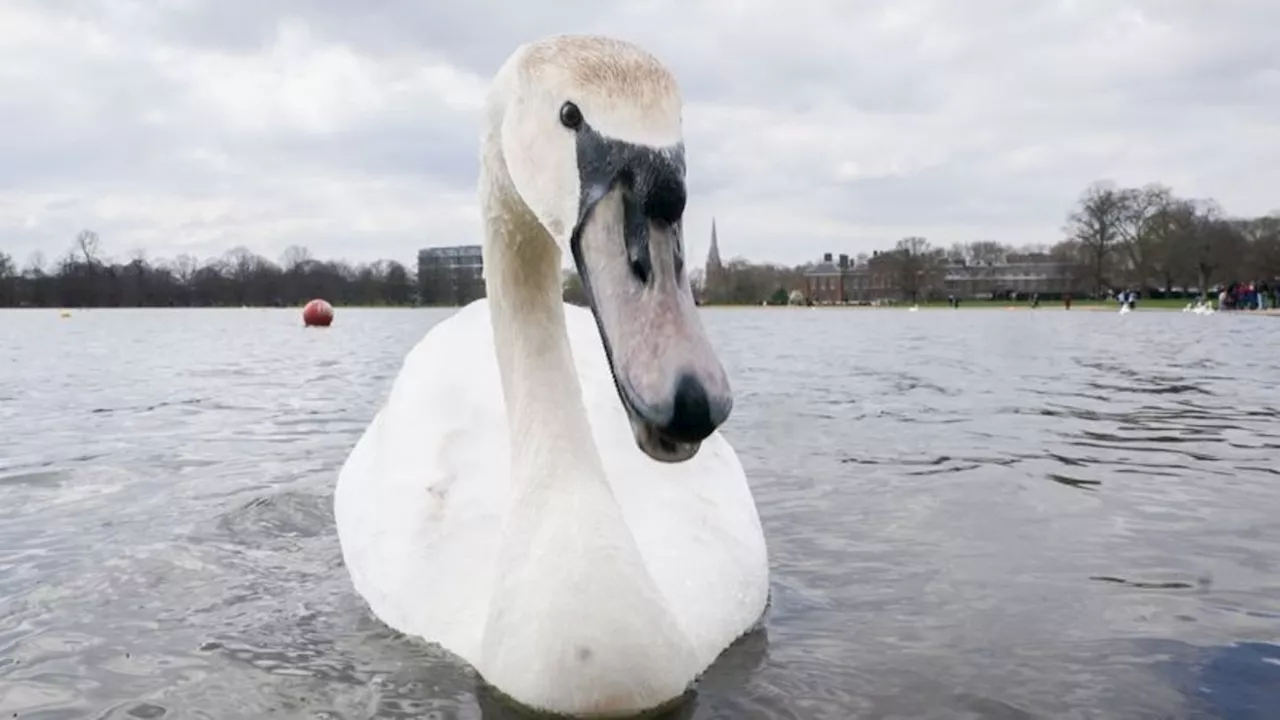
top-left (0, 0), bottom-right (1276, 270)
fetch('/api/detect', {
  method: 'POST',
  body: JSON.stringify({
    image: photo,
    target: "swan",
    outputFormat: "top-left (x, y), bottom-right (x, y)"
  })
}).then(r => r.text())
top-left (333, 35), bottom-right (770, 717)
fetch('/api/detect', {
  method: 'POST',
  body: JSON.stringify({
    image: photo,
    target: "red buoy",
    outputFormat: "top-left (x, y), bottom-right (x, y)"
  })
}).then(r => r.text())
top-left (302, 299), bottom-right (334, 327)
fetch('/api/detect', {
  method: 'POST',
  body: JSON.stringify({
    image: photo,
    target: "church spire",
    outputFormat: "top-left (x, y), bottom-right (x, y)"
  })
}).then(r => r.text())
top-left (706, 217), bottom-right (723, 272)
top-left (702, 218), bottom-right (724, 304)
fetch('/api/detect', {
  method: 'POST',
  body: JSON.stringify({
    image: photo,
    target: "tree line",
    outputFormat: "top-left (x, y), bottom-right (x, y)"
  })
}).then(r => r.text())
top-left (695, 181), bottom-right (1279, 305)
top-left (1055, 182), bottom-right (1279, 297)
top-left (695, 259), bottom-right (807, 306)
top-left (0, 232), bottom-right (415, 308)
top-left (4, 183), bottom-right (1276, 309)
top-left (695, 236), bottom-right (1056, 306)
top-left (934, 182), bottom-right (1278, 300)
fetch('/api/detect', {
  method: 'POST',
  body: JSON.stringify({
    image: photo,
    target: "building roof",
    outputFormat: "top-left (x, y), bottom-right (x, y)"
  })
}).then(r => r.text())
top-left (420, 244), bottom-right (482, 257)
top-left (807, 261), bottom-right (841, 276)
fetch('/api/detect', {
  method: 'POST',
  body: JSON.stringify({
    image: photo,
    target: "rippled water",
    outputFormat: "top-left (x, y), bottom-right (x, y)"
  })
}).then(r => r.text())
top-left (2, 306), bottom-right (1279, 719)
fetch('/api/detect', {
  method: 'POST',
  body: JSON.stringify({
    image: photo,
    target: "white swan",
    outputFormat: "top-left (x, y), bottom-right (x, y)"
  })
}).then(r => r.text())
top-left (334, 35), bottom-right (770, 717)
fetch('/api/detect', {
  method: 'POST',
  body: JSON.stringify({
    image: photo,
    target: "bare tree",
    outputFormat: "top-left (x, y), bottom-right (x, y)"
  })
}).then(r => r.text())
top-left (1065, 182), bottom-right (1126, 294)
top-left (1049, 239), bottom-right (1090, 294)
top-left (1173, 200), bottom-right (1245, 296)
top-left (1116, 184), bottom-right (1173, 287)
top-left (170, 254), bottom-right (199, 287)
top-left (25, 251), bottom-right (47, 277)
top-left (280, 245), bottom-right (313, 273)
top-left (1145, 198), bottom-right (1199, 293)
top-left (887, 236), bottom-right (946, 302)
top-left (0, 251), bottom-right (13, 305)
top-left (966, 240), bottom-right (1009, 265)
top-left (223, 246), bottom-right (258, 284)
top-left (75, 229), bottom-right (102, 266)
top-left (1239, 215), bottom-right (1280, 280)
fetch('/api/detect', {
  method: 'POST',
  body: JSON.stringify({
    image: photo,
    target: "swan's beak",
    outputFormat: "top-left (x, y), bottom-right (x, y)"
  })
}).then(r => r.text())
top-left (571, 184), bottom-right (732, 463)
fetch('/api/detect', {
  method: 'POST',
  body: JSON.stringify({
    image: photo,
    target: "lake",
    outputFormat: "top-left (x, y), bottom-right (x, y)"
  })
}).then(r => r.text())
top-left (2, 306), bottom-right (1278, 719)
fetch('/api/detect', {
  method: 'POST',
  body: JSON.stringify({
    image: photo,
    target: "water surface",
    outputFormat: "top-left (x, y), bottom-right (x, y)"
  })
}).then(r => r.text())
top-left (2, 307), bottom-right (1279, 719)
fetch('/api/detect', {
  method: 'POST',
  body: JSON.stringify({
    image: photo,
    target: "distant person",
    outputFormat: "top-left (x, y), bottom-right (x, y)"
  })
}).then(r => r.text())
top-left (1064, 293), bottom-right (1072, 310)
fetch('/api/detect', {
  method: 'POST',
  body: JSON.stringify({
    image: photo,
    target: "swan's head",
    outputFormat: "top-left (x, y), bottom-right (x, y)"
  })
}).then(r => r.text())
top-left (487, 35), bottom-right (731, 463)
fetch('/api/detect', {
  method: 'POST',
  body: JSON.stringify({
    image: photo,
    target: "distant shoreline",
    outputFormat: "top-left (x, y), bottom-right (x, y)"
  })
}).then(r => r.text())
top-left (719, 305), bottom-right (1280, 315)
top-left (697, 301), bottom-right (1280, 315)
top-left (13, 304), bottom-right (1280, 316)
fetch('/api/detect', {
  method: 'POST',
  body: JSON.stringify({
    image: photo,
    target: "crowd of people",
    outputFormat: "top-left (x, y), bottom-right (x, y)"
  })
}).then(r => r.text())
top-left (1112, 282), bottom-right (1277, 311)
top-left (1217, 282), bottom-right (1276, 311)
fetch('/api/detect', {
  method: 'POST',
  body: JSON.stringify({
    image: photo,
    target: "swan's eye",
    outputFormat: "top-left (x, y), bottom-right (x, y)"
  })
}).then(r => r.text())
top-left (559, 101), bottom-right (583, 130)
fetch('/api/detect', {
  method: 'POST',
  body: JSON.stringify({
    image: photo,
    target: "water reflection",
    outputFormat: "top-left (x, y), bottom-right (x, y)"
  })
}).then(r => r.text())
top-left (1, 307), bottom-right (1279, 718)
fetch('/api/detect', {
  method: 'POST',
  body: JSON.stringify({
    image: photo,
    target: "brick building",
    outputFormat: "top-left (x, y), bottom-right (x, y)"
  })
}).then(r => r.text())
top-left (805, 249), bottom-right (1073, 303)
top-left (941, 252), bottom-right (1073, 298)
top-left (804, 251), bottom-right (901, 304)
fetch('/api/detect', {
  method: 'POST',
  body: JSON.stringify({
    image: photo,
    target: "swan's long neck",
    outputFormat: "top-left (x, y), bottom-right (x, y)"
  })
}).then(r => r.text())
top-left (474, 130), bottom-right (700, 710)
top-left (480, 168), bottom-right (605, 491)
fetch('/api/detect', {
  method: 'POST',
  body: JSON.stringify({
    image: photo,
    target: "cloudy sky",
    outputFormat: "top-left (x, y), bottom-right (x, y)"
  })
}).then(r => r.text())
top-left (1, 1), bottom-right (1277, 271)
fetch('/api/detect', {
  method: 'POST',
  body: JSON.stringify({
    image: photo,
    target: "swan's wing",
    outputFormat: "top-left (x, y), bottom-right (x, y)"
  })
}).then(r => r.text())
top-left (334, 300), bottom-right (509, 664)
top-left (564, 305), bottom-right (771, 667)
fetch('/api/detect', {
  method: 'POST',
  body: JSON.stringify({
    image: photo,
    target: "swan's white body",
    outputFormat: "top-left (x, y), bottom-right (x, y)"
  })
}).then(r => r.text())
top-left (334, 35), bottom-right (769, 717)
top-left (335, 300), bottom-right (768, 709)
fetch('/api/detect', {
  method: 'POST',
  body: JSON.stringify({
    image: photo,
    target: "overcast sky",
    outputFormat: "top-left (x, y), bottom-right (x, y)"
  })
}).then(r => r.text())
top-left (2, 1), bottom-right (1277, 271)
